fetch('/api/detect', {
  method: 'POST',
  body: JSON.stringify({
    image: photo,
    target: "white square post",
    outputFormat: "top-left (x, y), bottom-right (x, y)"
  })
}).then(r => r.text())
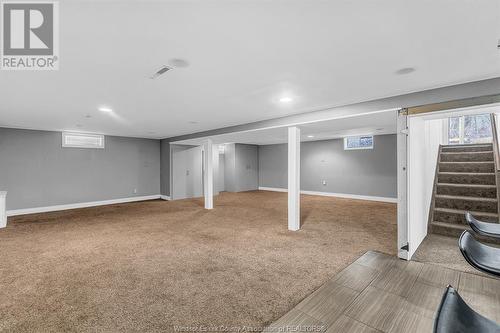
top-left (204, 139), bottom-right (214, 209)
top-left (0, 191), bottom-right (6, 228)
top-left (288, 127), bottom-right (300, 231)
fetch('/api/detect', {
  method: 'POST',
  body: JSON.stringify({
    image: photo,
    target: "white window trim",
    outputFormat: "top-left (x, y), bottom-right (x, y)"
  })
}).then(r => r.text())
top-left (343, 135), bottom-right (374, 150)
top-left (62, 132), bottom-right (105, 149)
top-left (446, 116), bottom-right (463, 145)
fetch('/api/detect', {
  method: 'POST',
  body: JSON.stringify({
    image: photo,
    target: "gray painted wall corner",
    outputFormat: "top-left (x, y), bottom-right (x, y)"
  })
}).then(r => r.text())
top-left (0, 127), bottom-right (161, 210)
top-left (259, 134), bottom-right (397, 198)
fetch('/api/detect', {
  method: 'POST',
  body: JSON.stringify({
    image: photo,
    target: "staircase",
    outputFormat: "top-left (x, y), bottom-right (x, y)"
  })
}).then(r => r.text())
top-left (429, 143), bottom-right (500, 242)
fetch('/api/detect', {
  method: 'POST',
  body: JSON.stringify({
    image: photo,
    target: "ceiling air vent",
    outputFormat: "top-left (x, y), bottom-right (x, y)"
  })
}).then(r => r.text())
top-left (150, 65), bottom-right (172, 79)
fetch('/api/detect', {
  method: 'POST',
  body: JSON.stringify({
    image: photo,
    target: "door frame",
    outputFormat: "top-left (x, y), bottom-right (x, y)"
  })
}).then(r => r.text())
top-left (397, 109), bottom-right (409, 260)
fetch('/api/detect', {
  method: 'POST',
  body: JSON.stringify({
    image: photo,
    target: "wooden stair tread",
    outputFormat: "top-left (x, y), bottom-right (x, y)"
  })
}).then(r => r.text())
top-left (436, 183), bottom-right (496, 188)
top-left (430, 221), bottom-right (473, 230)
top-left (434, 194), bottom-right (498, 202)
top-left (439, 161), bottom-right (494, 164)
top-left (441, 150), bottom-right (493, 154)
top-left (431, 142), bottom-right (499, 238)
top-left (438, 172), bottom-right (495, 175)
top-left (433, 207), bottom-right (498, 217)
top-left (442, 144), bottom-right (492, 147)
top-left (430, 222), bottom-right (500, 244)
top-left (440, 151), bottom-right (493, 154)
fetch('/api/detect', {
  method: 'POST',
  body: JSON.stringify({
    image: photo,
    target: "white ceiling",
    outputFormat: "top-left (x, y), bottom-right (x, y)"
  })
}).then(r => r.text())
top-left (1, 0), bottom-right (500, 139)
top-left (415, 103), bottom-right (500, 120)
top-left (173, 109), bottom-right (397, 146)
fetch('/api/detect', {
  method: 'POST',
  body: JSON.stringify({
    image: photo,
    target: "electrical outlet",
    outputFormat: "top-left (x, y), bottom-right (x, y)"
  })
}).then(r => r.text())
top-left (322, 180), bottom-right (327, 186)
top-left (133, 188), bottom-right (137, 194)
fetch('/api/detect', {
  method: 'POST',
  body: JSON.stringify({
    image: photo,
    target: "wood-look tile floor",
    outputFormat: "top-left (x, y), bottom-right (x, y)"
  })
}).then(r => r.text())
top-left (266, 251), bottom-right (500, 332)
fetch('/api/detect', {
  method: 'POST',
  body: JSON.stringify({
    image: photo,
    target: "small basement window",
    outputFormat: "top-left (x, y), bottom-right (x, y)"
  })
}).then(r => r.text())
top-left (62, 132), bottom-right (105, 149)
top-left (344, 135), bottom-right (374, 150)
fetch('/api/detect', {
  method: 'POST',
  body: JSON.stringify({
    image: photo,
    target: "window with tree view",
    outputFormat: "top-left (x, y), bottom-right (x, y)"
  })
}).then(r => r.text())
top-left (448, 114), bottom-right (492, 145)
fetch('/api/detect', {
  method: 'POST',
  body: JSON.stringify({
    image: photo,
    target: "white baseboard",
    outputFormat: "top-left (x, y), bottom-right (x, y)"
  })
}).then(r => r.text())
top-left (258, 187), bottom-right (397, 203)
top-left (6, 195), bottom-right (162, 217)
top-left (259, 187), bottom-right (288, 193)
top-left (160, 195), bottom-right (171, 201)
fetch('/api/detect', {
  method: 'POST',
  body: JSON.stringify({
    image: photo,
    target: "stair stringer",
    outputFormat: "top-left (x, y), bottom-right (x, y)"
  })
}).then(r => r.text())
top-left (427, 144), bottom-right (442, 234)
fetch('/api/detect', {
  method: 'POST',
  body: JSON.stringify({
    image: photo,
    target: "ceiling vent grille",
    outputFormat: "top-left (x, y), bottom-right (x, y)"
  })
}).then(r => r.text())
top-left (150, 65), bottom-right (172, 79)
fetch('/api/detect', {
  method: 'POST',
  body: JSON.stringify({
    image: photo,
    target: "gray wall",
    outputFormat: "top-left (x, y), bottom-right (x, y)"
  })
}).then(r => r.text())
top-left (224, 144), bottom-right (237, 192)
top-left (160, 140), bottom-right (170, 196)
top-left (0, 128), bottom-right (161, 210)
top-left (258, 144), bottom-right (288, 190)
top-left (224, 143), bottom-right (259, 192)
top-left (235, 144), bottom-right (259, 192)
top-left (259, 134), bottom-right (397, 198)
top-left (217, 154), bottom-right (225, 192)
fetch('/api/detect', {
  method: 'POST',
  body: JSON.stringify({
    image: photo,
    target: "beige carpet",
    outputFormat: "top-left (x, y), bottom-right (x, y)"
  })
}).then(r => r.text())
top-left (0, 191), bottom-right (397, 332)
top-left (412, 233), bottom-right (497, 276)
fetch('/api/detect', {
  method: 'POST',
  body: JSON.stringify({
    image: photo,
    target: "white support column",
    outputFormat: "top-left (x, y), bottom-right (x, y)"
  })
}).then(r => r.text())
top-left (0, 191), bottom-right (6, 228)
top-left (204, 139), bottom-right (214, 209)
top-left (288, 127), bottom-right (300, 231)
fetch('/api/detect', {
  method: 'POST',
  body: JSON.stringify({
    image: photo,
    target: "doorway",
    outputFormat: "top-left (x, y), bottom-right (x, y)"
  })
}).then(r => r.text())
top-left (400, 103), bottom-right (500, 260)
top-left (172, 146), bottom-right (203, 200)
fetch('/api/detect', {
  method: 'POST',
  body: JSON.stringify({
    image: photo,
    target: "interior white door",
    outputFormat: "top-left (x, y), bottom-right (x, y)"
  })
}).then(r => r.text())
top-left (172, 146), bottom-right (203, 200)
top-left (407, 115), bottom-right (428, 259)
top-left (172, 148), bottom-right (187, 200)
top-left (186, 146), bottom-right (203, 198)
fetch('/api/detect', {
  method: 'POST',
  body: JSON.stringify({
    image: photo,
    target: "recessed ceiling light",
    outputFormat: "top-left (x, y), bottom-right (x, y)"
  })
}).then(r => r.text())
top-left (376, 128), bottom-right (383, 131)
top-left (395, 67), bottom-right (416, 75)
top-left (189, 121), bottom-right (198, 124)
top-left (307, 135), bottom-right (314, 138)
top-left (85, 114), bottom-right (92, 118)
top-left (98, 106), bottom-right (113, 113)
top-left (279, 97), bottom-right (293, 103)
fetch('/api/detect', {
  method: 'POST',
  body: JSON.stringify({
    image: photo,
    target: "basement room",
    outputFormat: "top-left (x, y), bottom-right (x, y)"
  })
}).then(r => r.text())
top-left (1, 1), bottom-right (500, 332)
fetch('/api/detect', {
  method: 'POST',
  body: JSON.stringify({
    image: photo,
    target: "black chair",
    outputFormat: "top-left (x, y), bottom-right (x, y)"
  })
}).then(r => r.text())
top-left (465, 212), bottom-right (500, 239)
top-left (458, 230), bottom-right (500, 278)
top-left (434, 286), bottom-right (500, 333)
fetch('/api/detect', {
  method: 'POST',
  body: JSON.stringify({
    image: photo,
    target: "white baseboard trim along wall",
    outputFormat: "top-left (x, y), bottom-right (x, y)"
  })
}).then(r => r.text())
top-left (6, 195), bottom-right (169, 217)
top-left (258, 187), bottom-right (398, 203)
